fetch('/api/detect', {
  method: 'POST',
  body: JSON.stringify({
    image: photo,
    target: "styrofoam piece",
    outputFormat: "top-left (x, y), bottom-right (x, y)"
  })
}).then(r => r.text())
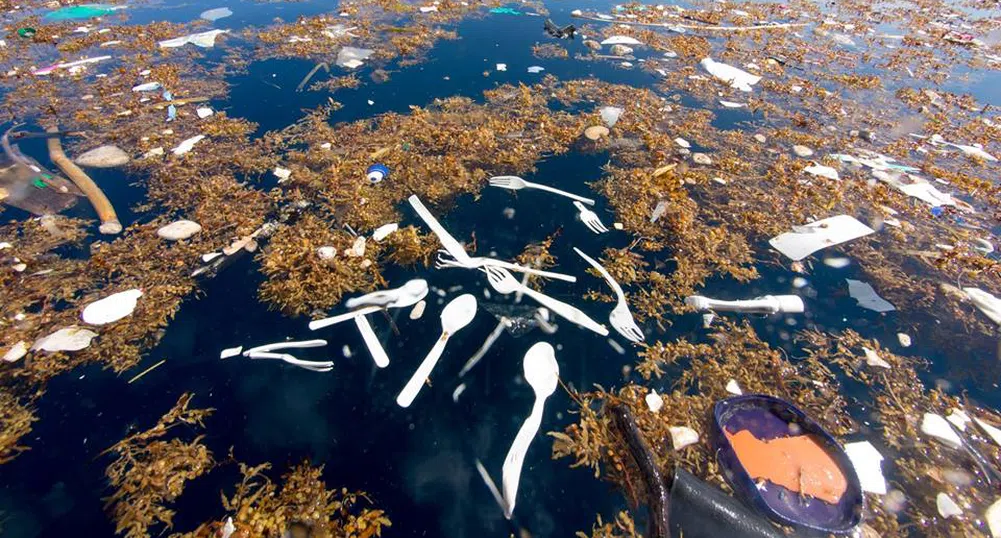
top-left (159, 29), bottom-right (230, 48)
top-left (669, 426), bottom-right (699, 450)
top-left (804, 163), bottom-right (840, 180)
top-left (844, 441), bottom-right (887, 495)
top-left (600, 35), bottom-right (643, 45)
top-left (372, 223), bottom-right (399, 241)
top-left (32, 326), bottom-right (98, 352)
top-left (725, 379), bottom-right (743, 395)
top-left (946, 409), bottom-right (971, 431)
top-left (768, 215), bottom-right (875, 261)
top-left (862, 347), bottom-right (891, 369)
top-left (964, 288), bottom-right (1001, 325)
top-left (220, 346), bottom-right (243, 359)
top-left (172, 135), bottom-right (206, 155)
top-left (700, 57), bottom-right (761, 92)
top-left (81, 289), bottom-right (142, 325)
top-left (645, 389), bottom-right (664, 412)
top-left (921, 413), bottom-right (962, 448)
top-left (937, 493), bottom-right (962, 518)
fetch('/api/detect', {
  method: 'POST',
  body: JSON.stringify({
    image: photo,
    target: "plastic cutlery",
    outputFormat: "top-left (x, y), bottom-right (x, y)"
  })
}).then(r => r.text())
top-left (573, 248), bottom-right (644, 342)
top-left (246, 350), bottom-right (333, 372)
top-left (502, 342), bottom-right (559, 518)
top-left (684, 294), bottom-right (804, 314)
top-left (397, 294), bottom-right (478, 407)
top-left (436, 250), bottom-right (577, 283)
top-left (407, 195), bottom-right (474, 264)
top-left (354, 316), bottom-right (389, 368)
top-left (309, 279), bottom-right (429, 331)
top-left (242, 339), bottom-right (328, 355)
top-left (573, 201), bottom-right (608, 234)
top-left (488, 175), bottom-right (596, 206)
top-left (482, 266), bottom-right (608, 336)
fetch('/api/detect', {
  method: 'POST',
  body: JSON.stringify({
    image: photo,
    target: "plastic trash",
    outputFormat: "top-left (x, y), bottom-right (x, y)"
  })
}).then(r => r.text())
top-left (574, 247), bottom-right (644, 342)
top-left (599, 106), bottom-right (623, 127)
top-left (843, 441), bottom-right (887, 495)
top-left (768, 215), bottom-right (875, 261)
top-left (372, 222), bottom-right (398, 241)
top-left (862, 347), bottom-right (891, 369)
top-left (273, 166), bottom-right (291, 181)
top-left (159, 29), bottom-right (230, 49)
top-left (974, 417), bottom-right (1001, 447)
top-left (601, 35), bottom-right (643, 45)
top-left (44, 4), bottom-right (124, 21)
top-left (196, 107), bottom-right (213, 118)
top-left (846, 279), bottom-right (895, 312)
top-left (336, 46), bottom-right (374, 69)
top-left (131, 82), bottom-right (162, 92)
top-left (574, 200), bottom-right (608, 234)
top-left (157, 219), bottom-right (202, 240)
top-left (645, 389), bottom-right (664, 412)
top-left (583, 125), bottom-right (609, 140)
top-left (81, 289), bottom-right (142, 325)
top-left (964, 288), bottom-right (1001, 325)
top-left (489, 7), bottom-right (521, 15)
top-left (199, 7), bottom-right (233, 21)
top-left (726, 379), bottom-right (743, 395)
top-left (17, 28), bottom-right (36, 39)
top-left (418, 6), bottom-right (438, 13)
top-left (988, 500), bottom-right (1001, 538)
top-left (526, 66), bottom-right (545, 73)
top-left (937, 493), bottom-right (962, 518)
top-left (3, 341), bottom-right (28, 363)
top-left (501, 341), bottom-right (558, 518)
top-left (32, 56), bottom-right (111, 76)
top-left (921, 413), bottom-right (963, 448)
top-left (496, 63), bottom-right (507, 71)
top-left (365, 163), bottom-right (388, 184)
top-left (701, 57), bottom-right (761, 92)
top-left (804, 163), bottom-right (840, 180)
top-left (685, 294), bottom-right (804, 314)
top-left (172, 135), bottom-right (205, 155)
top-left (543, 18), bottom-right (575, 38)
top-left (73, 145), bottom-right (129, 168)
top-left (669, 426), bottom-right (699, 450)
top-left (719, 100), bottom-right (746, 108)
top-left (32, 326), bottom-right (98, 352)
top-left (166, 105), bottom-right (177, 121)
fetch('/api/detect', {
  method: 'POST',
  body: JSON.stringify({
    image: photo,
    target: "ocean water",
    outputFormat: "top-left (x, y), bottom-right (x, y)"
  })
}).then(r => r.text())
top-left (1, 0), bottom-right (1000, 536)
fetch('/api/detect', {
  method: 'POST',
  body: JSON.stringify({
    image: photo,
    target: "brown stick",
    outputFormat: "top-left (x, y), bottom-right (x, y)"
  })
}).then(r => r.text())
top-left (45, 127), bottom-right (122, 235)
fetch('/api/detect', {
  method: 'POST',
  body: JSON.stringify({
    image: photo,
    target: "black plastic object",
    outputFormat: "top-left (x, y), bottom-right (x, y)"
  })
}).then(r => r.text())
top-left (0, 127), bottom-right (82, 215)
top-left (711, 395), bottom-right (864, 536)
top-left (669, 467), bottom-right (784, 538)
top-left (543, 18), bottom-right (576, 39)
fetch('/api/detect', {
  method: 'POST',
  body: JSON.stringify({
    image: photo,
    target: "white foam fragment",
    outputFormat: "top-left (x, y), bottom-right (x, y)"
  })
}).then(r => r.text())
top-left (974, 417), bottom-right (1001, 448)
top-left (988, 499), bottom-right (1001, 538)
top-left (645, 390), bottom-right (664, 412)
top-left (172, 135), bottom-right (205, 155)
top-left (157, 220), bottom-right (202, 241)
top-left (3, 341), bottom-right (27, 362)
top-left (273, 166), bottom-right (292, 181)
top-left (897, 333), bottom-right (912, 347)
top-left (81, 289), bottom-right (143, 325)
top-left (847, 279), bottom-right (896, 312)
top-left (700, 57), bottom-right (761, 92)
top-left (344, 236), bottom-right (366, 257)
top-left (862, 347), bottom-right (891, 369)
top-left (844, 441), bottom-right (887, 495)
top-left (769, 215), bottom-right (875, 261)
top-left (196, 107), bottom-right (213, 118)
top-left (963, 288), bottom-right (1001, 325)
top-left (719, 100), bottom-right (746, 108)
top-left (921, 413), bottom-right (962, 448)
top-left (946, 409), bottom-right (971, 431)
top-left (725, 379), bottom-right (743, 395)
top-left (601, 35), bottom-right (643, 45)
top-left (937, 493), bottom-right (962, 518)
top-left (669, 426), bottom-right (699, 449)
top-left (220, 346), bottom-right (243, 359)
top-left (159, 29), bottom-right (230, 49)
top-left (804, 163), bottom-right (840, 180)
top-left (372, 223), bottom-right (399, 241)
top-left (32, 327), bottom-right (98, 352)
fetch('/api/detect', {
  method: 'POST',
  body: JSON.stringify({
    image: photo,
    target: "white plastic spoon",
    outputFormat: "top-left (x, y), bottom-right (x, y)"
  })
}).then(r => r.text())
top-left (309, 279), bottom-right (429, 330)
top-left (354, 316), bottom-right (389, 368)
top-left (502, 341), bottom-right (559, 519)
top-left (397, 294), bottom-right (478, 408)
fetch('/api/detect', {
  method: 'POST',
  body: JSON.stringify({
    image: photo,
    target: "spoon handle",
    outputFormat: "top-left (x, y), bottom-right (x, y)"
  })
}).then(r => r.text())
top-left (396, 332), bottom-right (450, 408)
top-left (520, 287), bottom-right (609, 336)
top-left (354, 315), bottom-right (389, 368)
top-left (524, 181), bottom-right (596, 206)
top-left (502, 397), bottom-right (546, 519)
top-left (308, 305), bottom-right (381, 331)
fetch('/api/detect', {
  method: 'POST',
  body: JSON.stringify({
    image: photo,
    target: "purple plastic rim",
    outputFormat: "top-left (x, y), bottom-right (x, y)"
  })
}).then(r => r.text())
top-left (710, 394), bottom-right (865, 536)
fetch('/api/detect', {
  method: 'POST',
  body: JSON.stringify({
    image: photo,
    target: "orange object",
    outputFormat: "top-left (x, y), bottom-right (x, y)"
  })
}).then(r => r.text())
top-left (725, 429), bottom-right (847, 504)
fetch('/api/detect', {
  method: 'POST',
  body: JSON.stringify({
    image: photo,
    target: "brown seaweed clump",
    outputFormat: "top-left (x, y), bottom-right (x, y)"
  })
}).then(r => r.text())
top-left (102, 393), bottom-right (214, 538)
top-left (177, 461), bottom-right (391, 538)
top-left (576, 511), bottom-right (640, 538)
top-left (0, 391), bottom-right (36, 464)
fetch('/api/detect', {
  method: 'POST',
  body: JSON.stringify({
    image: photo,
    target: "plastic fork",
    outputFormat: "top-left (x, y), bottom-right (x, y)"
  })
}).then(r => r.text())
top-left (435, 250), bottom-right (577, 283)
top-left (488, 176), bottom-right (596, 206)
top-left (573, 201), bottom-right (608, 234)
top-left (481, 266), bottom-right (608, 336)
top-left (573, 247), bottom-right (644, 343)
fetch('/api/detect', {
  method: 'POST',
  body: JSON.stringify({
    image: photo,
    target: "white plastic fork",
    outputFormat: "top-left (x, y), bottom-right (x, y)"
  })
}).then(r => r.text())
top-left (573, 248), bottom-right (644, 343)
top-left (573, 201), bottom-right (608, 234)
top-left (246, 351), bottom-right (334, 372)
top-left (435, 250), bottom-right (577, 283)
top-left (488, 176), bottom-right (596, 206)
top-left (482, 266), bottom-right (608, 336)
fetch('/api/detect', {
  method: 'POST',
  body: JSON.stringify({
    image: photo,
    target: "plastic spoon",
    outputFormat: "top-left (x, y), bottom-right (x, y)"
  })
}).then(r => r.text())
top-left (309, 279), bottom-right (429, 331)
top-left (397, 294), bottom-right (478, 408)
top-left (502, 341), bottom-right (559, 518)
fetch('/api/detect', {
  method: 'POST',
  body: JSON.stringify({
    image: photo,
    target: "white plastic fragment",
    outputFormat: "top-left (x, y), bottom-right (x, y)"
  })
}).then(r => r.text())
top-left (793, 145), bottom-right (814, 157)
top-left (172, 135), bottom-right (206, 155)
top-left (202, 252), bottom-right (222, 263)
top-left (526, 66), bottom-right (545, 73)
top-left (196, 107), bottom-right (213, 118)
top-left (921, 413), bottom-right (962, 448)
top-left (862, 347), bottom-right (891, 369)
top-left (81, 289), bottom-right (143, 325)
top-left (221, 517), bottom-right (236, 538)
top-left (159, 29), bottom-right (230, 49)
top-left (409, 300), bottom-right (427, 320)
top-left (974, 417), bottom-right (1001, 448)
top-left (74, 145), bottom-right (130, 168)
top-left (452, 383), bottom-right (466, 402)
top-left (3, 341), bottom-right (28, 363)
top-left (674, 137), bottom-right (691, 148)
top-left (419, 5), bottom-right (438, 12)
top-left (32, 327), bottom-right (98, 352)
top-left (719, 100), bottom-right (746, 108)
top-left (220, 346), bottom-right (243, 359)
top-left (804, 163), bottom-right (840, 180)
top-left (963, 288), bottom-right (1001, 325)
top-left (768, 215), bottom-right (875, 261)
top-left (599, 106), bottom-right (623, 127)
top-left (847, 279), bottom-right (896, 312)
top-left (844, 441), bottom-right (887, 495)
top-left (700, 57), bottom-right (761, 92)
top-left (937, 493), bottom-right (962, 518)
top-left (157, 220), bottom-right (202, 241)
top-left (685, 294), bottom-right (804, 314)
top-left (669, 426), bottom-right (699, 450)
top-left (496, 63), bottom-right (507, 71)
top-left (336, 47), bottom-right (374, 69)
top-left (650, 200), bottom-right (669, 223)
top-left (823, 256), bottom-right (851, 268)
top-left (0, 242), bottom-right (10, 250)
top-left (645, 390), bottom-right (664, 412)
top-left (200, 7), bottom-right (233, 21)
top-left (946, 409), bottom-right (970, 431)
top-left (725, 379), bottom-right (743, 395)
top-left (143, 147), bottom-right (164, 159)
top-left (372, 223), bottom-right (399, 241)
top-left (897, 333), bottom-right (912, 347)
top-left (317, 246), bottom-right (337, 260)
top-left (273, 166), bottom-right (292, 181)
top-left (986, 499), bottom-right (1001, 538)
top-left (344, 236), bottom-right (366, 257)
top-left (131, 82), bottom-right (161, 92)
top-left (600, 35), bottom-right (643, 45)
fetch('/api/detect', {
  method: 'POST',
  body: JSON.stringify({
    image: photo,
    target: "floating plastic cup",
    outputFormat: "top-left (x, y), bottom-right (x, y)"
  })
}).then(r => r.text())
top-left (367, 163), bottom-right (389, 184)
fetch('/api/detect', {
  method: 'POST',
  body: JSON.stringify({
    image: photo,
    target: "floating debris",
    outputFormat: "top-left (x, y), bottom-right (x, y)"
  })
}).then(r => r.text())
top-left (963, 288), bottom-right (1001, 325)
top-left (769, 215), bottom-right (875, 261)
top-left (862, 347), bottom-right (891, 369)
top-left (372, 223), bottom-right (398, 241)
top-left (2, 341), bottom-right (27, 363)
top-left (583, 125), bottom-right (609, 140)
top-left (937, 492), bottom-right (963, 518)
top-left (81, 289), bottom-right (143, 325)
top-left (157, 220), bottom-right (202, 241)
top-left (159, 29), bottom-right (230, 49)
top-left (847, 280), bottom-right (896, 313)
top-left (844, 441), bottom-right (887, 495)
top-left (599, 106), bottom-right (623, 127)
top-left (32, 327), bottom-right (98, 352)
top-left (669, 426), bottom-right (699, 450)
top-left (600, 35), bottom-right (643, 46)
top-left (700, 57), bottom-right (760, 92)
top-left (74, 145), bottom-right (130, 168)
top-left (921, 413), bottom-right (963, 448)
top-left (171, 135), bottom-right (206, 155)
top-left (409, 300), bottom-right (427, 320)
top-left (199, 7), bottom-right (233, 21)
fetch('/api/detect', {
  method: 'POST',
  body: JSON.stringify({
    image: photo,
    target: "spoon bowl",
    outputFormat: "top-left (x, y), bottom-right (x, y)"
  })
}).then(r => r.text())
top-left (523, 342), bottom-right (559, 398)
top-left (346, 279), bottom-right (429, 309)
top-left (441, 293), bottom-right (478, 334)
